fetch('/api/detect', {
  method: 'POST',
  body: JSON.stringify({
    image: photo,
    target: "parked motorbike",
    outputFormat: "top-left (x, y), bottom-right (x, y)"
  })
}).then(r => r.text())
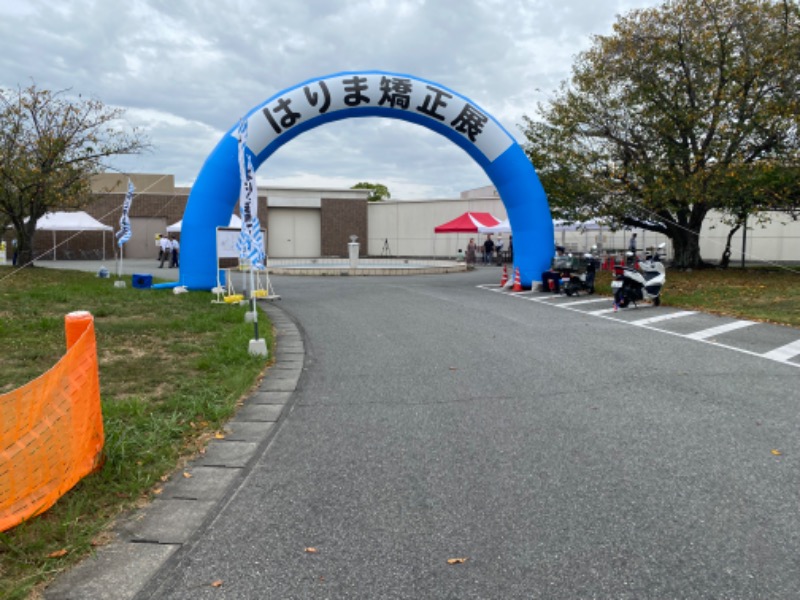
top-left (562, 251), bottom-right (599, 296)
top-left (612, 243), bottom-right (667, 308)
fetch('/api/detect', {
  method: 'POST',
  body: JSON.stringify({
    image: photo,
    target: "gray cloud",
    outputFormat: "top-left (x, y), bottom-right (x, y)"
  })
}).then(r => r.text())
top-left (0, 0), bottom-right (661, 198)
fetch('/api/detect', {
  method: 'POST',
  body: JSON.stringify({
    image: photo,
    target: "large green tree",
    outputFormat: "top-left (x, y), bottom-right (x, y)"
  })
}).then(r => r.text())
top-left (0, 84), bottom-right (148, 266)
top-left (522, 0), bottom-right (800, 268)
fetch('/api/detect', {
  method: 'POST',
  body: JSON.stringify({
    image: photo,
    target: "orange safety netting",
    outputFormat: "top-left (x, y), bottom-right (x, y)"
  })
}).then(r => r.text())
top-left (0, 311), bottom-right (105, 532)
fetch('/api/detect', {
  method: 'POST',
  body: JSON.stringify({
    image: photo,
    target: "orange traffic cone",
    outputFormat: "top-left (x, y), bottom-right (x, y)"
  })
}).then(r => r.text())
top-left (500, 264), bottom-right (508, 287)
top-left (511, 267), bottom-right (523, 292)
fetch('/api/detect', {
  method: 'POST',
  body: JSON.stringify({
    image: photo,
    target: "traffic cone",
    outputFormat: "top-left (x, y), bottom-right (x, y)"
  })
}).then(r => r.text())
top-left (511, 267), bottom-right (523, 292)
top-left (500, 264), bottom-right (508, 287)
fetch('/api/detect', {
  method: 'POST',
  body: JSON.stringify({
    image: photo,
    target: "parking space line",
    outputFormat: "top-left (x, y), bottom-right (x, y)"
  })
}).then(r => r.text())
top-left (685, 320), bottom-right (756, 340)
top-left (481, 284), bottom-right (799, 370)
top-left (762, 339), bottom-right (800, 362)
top-left (588, 308), bottom-right (617, 316)
top-left (630, 311), bottom-right (697, 326)
top-left (558, 297), bottom-right (610, 307)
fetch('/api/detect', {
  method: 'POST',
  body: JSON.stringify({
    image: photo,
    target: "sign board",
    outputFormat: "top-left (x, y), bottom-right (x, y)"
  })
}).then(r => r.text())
top-left (215, 226), bottom-right (266, 260)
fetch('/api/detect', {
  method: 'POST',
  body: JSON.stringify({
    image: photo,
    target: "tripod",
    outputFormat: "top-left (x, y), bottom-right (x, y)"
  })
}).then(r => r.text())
top-left (381, 238), bottom-right (391, 257)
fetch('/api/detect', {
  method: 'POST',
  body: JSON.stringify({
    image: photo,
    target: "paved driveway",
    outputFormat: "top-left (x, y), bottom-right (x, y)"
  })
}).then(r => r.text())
top-left (52, 269), bottom-right (800, 599)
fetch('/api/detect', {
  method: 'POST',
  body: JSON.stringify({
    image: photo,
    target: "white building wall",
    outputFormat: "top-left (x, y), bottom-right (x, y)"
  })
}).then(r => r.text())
top-left (259, 182), bottom-right (797, 263)
top-left (367, 198), bottom-right (507, 257)
top-left (701, 210), bottom-right (800, 264)
top-left (365, 198), bottom-right (798, 262)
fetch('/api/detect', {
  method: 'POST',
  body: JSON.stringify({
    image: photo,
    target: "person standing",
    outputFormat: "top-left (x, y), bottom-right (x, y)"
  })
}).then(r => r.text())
top-left (466, 238), bottom-right (477, 269)
top-left (170, 236), bottom-right (180, 268)
top-left (483, 234), bottom-right (495, 265)
top-left (495, 233), bottom-right (505, 265)
top-left (627, 233), bottom-right (638, 266)
top-left (159, 235), bottom-right (171, 268)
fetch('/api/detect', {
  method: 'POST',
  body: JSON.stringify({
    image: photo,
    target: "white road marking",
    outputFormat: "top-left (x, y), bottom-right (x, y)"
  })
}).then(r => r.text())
top-left (483, 285), bottom-right (800, 369)
top-left (685, 320), bottom-right (756, 340)
top-left (588, 308), bottom-right (617, 316)
top-left (762, 339), bottom-right (800, 362)
top-left (630, 311), bottom-right (697, 326)
top-left (558, 297), bottom-right (610, 307)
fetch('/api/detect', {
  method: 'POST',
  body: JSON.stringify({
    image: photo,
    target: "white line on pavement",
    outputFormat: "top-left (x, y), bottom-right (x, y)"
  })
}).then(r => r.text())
top-left (481, 285), bottom-right (800, 369)
top-left (588, 308), bottom-right (617, 316)
top-left (630, 311), bottom-right (698, 326)
top-left (685, 320), bottom-right (756, 340)
top-left (558, 297), bottom-right (611, 307)
top-left (762, 339), bottom-right (800, 362)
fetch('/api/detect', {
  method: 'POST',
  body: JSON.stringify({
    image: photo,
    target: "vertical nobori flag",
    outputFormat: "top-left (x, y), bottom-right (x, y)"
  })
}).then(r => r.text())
top-left (235, 119), bottom-right (266, 269)
top-left (116, 179), bottom-right (134, 247)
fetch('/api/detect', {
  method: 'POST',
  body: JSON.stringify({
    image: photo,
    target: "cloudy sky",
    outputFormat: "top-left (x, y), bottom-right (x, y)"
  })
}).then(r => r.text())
top-left (0, 0), bottom-right (662, 199)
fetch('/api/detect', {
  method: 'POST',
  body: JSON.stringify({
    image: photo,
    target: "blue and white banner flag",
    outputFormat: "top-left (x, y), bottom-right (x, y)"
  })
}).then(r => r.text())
top-left (235, 119), bottom-right (266, 269)
top-left (116, 179), bottom-right (134, 247)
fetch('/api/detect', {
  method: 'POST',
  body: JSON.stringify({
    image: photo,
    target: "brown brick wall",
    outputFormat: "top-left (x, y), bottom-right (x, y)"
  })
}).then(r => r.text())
top-left (4, 191), bottom-right (268, 261)
top-left (320, 198), bottom-right (368, 257)
top-left (22, 192), bottom-right (190, 260)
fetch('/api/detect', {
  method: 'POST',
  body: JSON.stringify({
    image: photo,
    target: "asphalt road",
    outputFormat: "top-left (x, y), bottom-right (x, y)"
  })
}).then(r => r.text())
top-left (102, 267), bottom-right (797, 600)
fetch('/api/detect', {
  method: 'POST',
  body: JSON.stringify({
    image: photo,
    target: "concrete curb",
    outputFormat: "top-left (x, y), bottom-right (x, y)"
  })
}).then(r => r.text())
top-left (44, 302), bottom-right (304, 600)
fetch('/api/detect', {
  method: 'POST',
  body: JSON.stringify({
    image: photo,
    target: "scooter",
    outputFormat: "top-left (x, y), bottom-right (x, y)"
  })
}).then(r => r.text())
top-left (562, 251), bottom-right (600, 296)
top-left (611, 243), bottom-right (667, 308)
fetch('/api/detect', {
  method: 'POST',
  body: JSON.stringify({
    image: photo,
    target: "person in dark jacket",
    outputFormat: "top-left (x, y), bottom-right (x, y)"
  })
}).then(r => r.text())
top-left (541, 246), bottom-right (568, 292)
top-left (483, 235), bottom-right (495, 265)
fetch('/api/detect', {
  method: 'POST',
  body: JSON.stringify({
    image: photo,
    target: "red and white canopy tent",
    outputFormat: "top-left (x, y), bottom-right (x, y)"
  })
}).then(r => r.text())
top-left (434, 212), bottom-right (501, 233)
top-left (433, 212), bottom-right (502, 257)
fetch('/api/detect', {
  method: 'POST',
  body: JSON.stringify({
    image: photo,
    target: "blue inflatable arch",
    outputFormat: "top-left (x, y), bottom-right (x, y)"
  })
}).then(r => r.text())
top-left (177, 70), bottom-right (554, 289)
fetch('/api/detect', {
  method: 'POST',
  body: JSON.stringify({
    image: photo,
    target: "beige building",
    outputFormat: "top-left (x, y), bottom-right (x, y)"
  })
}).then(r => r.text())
top-left (6, 176), bottom-right (797, 264)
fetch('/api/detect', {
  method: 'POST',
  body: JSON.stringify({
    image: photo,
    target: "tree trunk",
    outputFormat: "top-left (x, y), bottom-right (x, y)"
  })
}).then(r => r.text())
top-left (13, 221), bottom-right (38, 268)
top-left (670, 226), bottom-right (704, 269)
top-left (719, 223), bottom-right (742, 269)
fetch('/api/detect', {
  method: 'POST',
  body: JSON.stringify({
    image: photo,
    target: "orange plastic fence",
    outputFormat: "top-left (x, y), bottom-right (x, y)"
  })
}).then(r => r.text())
top-left (0, 311), bottom-right (105, 532)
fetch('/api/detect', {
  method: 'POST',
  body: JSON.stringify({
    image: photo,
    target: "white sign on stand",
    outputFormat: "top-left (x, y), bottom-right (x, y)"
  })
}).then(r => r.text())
top-left (215, 226), bottom-right (279, 301)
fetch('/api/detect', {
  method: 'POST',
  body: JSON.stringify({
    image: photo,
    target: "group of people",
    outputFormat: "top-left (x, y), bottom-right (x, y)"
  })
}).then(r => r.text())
top-left (465, 233), bottom-right (511, 268)
top-left (158, 234), bottom-right (179, 268)
top-left (540, 245), bottom-right (571, 293)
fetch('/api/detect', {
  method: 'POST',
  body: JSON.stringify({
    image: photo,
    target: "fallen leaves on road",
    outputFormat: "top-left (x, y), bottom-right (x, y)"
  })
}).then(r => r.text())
top-left (211, 579), bottom-right (224, 588)
top-left (447, 557), bottom-right (468, 565)
top-left (47, 549), bottom-right (68, 558)
top-left (305, 547), bottom-right (318, 554)
top-left (771, 449), bottom-right (782, 456)
top-left (183, 472), bottom-right (193, 478)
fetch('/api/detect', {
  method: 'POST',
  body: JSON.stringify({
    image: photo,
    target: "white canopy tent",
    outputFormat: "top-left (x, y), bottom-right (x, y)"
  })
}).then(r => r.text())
top-left (477, 218), bottom-right (512, 234)
top-left (553, 219), bottom-right (602, 232)
top-left (167, 214), bottom-right (242, 232)
top-left (552, 219), bottom-right (604, 252)
top-left (35, 211), bottom-right (113, 261)
top-left (476, 218), bottom-right (603, 236)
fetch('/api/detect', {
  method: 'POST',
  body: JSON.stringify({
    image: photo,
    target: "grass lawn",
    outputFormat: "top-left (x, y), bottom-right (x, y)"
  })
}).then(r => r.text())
top-left (594, 265), bottom-right (800, 328)
top-left (0, 266), bottom-right (273, 600)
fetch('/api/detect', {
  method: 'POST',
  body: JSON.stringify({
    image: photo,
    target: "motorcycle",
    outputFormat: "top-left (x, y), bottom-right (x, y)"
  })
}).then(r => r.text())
top-left (611, 243), bottom-right (667, 308)
top-left (562, 251), bottom-right (600, 297)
